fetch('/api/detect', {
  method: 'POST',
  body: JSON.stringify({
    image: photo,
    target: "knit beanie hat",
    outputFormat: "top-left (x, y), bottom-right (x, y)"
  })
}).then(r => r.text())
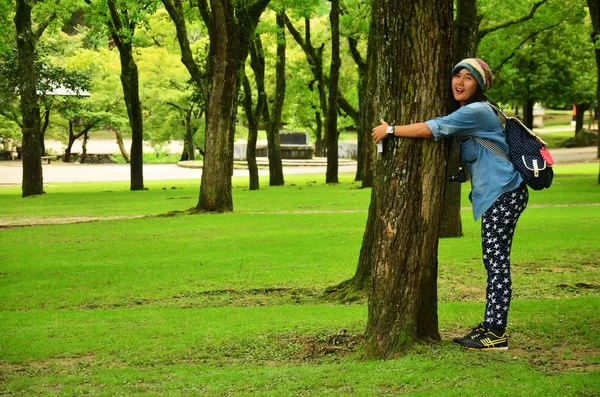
top-left (452, 58), bottom-right (493, 93)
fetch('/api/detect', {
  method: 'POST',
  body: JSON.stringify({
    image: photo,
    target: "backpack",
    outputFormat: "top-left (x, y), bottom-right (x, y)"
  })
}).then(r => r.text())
top-left (475, 103), bottom-right (554, 190)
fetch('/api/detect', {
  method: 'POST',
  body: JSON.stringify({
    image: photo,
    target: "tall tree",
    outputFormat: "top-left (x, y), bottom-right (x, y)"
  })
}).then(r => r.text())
top-left (325, 0), bottom-right (340, 184)
top-left (105, 0), bottom-right (158, 190)
top-left (362, 0), bottom-right (453, 357)
top-left (262, 8), bottom-right (286, 187)
top-left (162, 0), bottom-right (270, 212)
top-left (242, 36), bottom-right (267, 191)
top-left (285, 13), bottom-right (328, 157)
top-left (14, 0), bottom-right (61, 197)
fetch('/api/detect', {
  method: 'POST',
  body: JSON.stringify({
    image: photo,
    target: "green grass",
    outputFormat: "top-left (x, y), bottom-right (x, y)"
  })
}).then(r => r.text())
top-left (1, 163), bottom-right (599, 396)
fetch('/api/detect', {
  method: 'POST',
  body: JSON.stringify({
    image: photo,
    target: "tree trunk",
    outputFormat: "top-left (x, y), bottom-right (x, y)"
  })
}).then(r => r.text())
top-left (196, 0), bottom-right (269, 212)
top-left (41, 108), bottom-right (50, 155)
top-left (186, 108), bottom-right (195, 160)
top-left (363, 0), bottom-right (453, 358)
top-left (115, 129), bottom-right (129, 163)
top-left (81, 130), bottom-right (89, 163)
top-left (574, 103), bottom-right (589, 134)
top-left (315, 111), bottom-right (324, 157)
top-left (523, 100), bottom-right (534, 129)
top-left (65, 120), bottom-right (75, 163)
top-left (107, 0), bottom-right (144, 191)
top-left (242, 70), bottom-right (262, 191)
top-left (285, 15), bottom-right (328, 157)
top-left (15, 0), bottom-right (43, 197)
top-left (438, 139), bottom-right (463, 238)
top-left (119, 53), bottom-right (144, 190)
top-left (325, 0), bottom-right (341, 184)
top-left (264, 11), bottom-right (285, 187)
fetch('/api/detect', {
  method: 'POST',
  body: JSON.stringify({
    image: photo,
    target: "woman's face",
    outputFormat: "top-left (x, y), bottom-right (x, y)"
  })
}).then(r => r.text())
top-left (452, 68), bottom-right (479, 106)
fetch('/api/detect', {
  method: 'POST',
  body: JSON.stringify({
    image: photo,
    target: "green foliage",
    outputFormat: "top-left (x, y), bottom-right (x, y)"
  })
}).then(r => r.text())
top-left (479, 0), bottom-right (596, 107)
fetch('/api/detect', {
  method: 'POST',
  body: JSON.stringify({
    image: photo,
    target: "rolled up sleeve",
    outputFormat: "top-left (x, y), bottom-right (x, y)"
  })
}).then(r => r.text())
top-left (425, 106), bottom-right (479, 141)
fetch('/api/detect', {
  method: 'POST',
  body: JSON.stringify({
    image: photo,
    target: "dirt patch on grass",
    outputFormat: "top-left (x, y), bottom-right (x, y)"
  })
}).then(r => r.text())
top-left (0, 215), bottom-right (147, 228)
top-left (292, 329), bottom-right (362, 361)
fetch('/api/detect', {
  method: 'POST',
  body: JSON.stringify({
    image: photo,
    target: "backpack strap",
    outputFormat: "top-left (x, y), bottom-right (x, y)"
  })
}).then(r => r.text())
top-left (486, 102), bottom-right (509, 120)
top-left (474, 136), bottom-right (510, 162)
top-left (474, 102), bottom-right (511, 162)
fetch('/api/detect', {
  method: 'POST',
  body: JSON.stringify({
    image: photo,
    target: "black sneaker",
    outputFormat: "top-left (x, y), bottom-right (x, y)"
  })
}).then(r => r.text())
top-left (452, 323), bottom-right (486, 344)
top-left (456, 329), bottom-right (509, 351)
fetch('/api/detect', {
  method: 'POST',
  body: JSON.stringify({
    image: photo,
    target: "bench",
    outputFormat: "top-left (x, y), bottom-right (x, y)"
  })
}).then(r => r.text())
top-left (41, 155), bottom-right (54, 164)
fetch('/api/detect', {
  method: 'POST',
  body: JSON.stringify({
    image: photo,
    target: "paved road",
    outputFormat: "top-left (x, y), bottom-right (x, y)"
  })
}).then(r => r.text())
top-left (0, 161), bottom-right (358, 184)
top-left (0, 147), bottom-right (596, 185)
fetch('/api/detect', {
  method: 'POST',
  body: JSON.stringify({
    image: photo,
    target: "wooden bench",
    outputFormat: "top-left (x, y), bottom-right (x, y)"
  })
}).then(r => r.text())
top-left (41, 155), bottom-right (54, 164)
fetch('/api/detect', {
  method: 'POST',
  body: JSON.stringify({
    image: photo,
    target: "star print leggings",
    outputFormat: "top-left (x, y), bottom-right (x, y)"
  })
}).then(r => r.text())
top-left (481, 182), bottom-right (529, 331)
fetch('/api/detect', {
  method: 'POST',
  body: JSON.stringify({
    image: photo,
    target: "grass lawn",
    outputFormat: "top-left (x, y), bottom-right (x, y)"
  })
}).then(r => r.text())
top-left (0, 163), bottom-right (599, 396)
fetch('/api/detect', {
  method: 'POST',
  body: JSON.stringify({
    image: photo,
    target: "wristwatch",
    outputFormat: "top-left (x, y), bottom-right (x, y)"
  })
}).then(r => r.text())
top-left (386, 124), bottom-right (394, 137)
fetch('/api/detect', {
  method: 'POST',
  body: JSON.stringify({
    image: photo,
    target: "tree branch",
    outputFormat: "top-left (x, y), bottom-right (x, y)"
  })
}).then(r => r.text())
top-left (348, 36), bottom-right (366, 73)
top-left (479, 0), bottom-right (548, 40)
top-left (495, 18), bottom-right (570, 71)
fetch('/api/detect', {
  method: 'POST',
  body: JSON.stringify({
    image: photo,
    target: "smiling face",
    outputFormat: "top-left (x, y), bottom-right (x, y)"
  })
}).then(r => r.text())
top-left (452, 68), bottom-right (479, 106)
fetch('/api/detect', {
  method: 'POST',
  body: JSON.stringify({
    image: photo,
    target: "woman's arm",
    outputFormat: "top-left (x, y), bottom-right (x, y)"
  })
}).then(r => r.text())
top-left (371, 120), bottom-right (433, 143)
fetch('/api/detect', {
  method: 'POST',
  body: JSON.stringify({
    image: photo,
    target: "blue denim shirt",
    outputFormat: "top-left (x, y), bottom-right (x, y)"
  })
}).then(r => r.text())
top-left (425, 101), bottom-right (523, 220)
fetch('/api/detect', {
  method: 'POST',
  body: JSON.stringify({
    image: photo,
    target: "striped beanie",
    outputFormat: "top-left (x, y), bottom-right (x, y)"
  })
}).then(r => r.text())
top-left (452, 58), bottom-right (493, 93)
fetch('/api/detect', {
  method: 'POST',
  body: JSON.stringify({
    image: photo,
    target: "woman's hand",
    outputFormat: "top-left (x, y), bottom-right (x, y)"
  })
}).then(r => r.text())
top-left (372, 119), bottom-right (390, 143)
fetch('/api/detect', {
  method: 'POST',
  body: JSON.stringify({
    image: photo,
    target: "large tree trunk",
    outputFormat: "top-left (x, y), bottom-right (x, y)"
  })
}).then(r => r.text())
top-left (363, 0), bottom-right (453, 358)
top-left (589, 0), bottom-right (600, 184)
top-left (15, 0), bottom-right (43, 197)
top-left (196, 0), bottom-right (269, 212)
top-left (326, 0), bottom-right (340, 184)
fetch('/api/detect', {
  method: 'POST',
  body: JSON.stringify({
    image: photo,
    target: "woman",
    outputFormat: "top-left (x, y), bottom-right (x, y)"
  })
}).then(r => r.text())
top-left (371, 58), bottom-right (528, 351)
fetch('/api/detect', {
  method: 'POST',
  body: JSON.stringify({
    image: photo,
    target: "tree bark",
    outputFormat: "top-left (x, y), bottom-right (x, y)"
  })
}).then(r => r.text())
top-left (107, 0), bottom-right (144, 191)
top-left (185, 108), bottom-right (195, 160)
top-left (326, 0), bottom-right (340, 184)
top-left (363, 0), bottom-right (453, 358)
top-left (574, 103), bottom-right (589, 134)
top-left (523, 100), bottom-right (534, 129)
top-left (41, 108), bottom-right (50, 155)
top-left (115, 129), bottom-right (129, 163)
top-left (195, 0), bottom-right (269, 211)
top-left (242, 73), bottom-right (261, 191)
top-left (15, 0), bottom-right (43, 197)
top-left (315, 111), bottom-right (324, 157)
